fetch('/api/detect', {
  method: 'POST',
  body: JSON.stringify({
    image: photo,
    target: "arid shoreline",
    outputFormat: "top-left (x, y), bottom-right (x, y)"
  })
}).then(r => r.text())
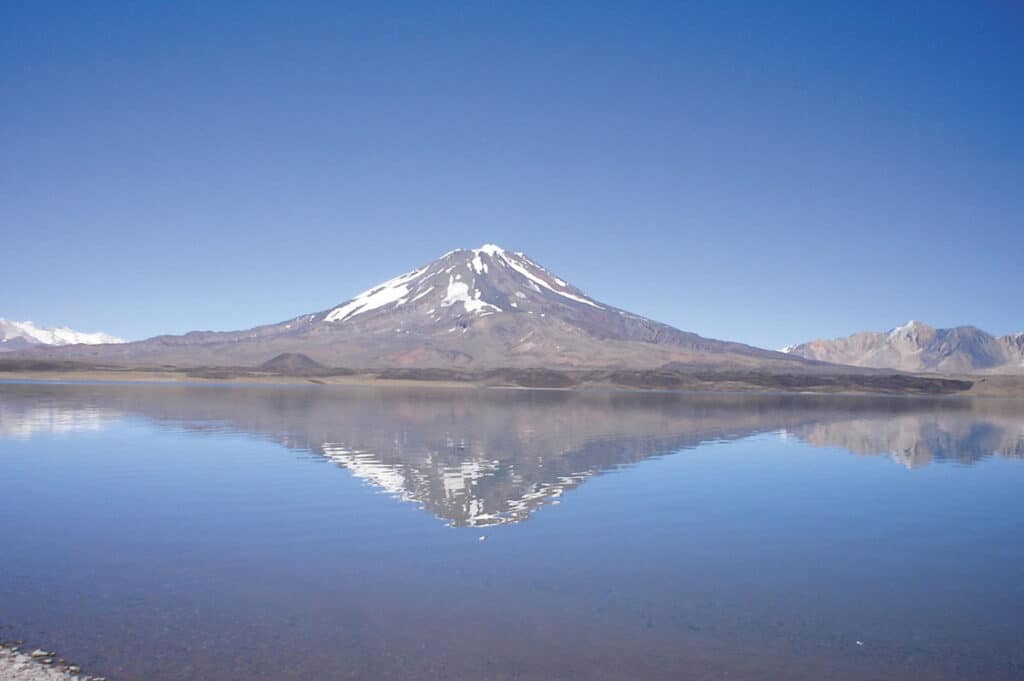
top-left (1, 362), bottom-right (1018, 396)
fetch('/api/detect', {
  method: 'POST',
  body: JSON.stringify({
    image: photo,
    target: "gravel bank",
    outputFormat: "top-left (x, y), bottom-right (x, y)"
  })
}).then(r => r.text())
top-left (0, 643), bottom-right (105, 681)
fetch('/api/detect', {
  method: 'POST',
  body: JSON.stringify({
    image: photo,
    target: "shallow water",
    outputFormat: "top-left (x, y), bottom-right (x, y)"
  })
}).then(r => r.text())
top-left (1, 382), bottom-right (1022, 680)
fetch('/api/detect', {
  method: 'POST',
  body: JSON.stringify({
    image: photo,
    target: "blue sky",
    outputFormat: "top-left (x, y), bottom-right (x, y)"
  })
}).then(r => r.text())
top-left (2, 2), bottom-right (1021, 349)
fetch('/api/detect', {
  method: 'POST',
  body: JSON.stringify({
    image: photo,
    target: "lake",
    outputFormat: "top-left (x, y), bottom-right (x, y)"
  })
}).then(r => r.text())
top-left (1, 382), bottom-right (1022, 680)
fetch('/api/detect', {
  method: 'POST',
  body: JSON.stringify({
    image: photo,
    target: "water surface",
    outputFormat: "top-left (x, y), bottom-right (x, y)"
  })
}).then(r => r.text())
top-left (1, 382), bottom-right (1022, 680)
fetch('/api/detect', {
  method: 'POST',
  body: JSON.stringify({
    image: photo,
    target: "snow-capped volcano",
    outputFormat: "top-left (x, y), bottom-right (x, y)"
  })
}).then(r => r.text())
top-left (0, 319), bottom-right (124, 350)
top-left (322, 245), bottom-right (606, 325)
top-left (293, 243), bottom-right (785, 366)
top-left (16, 245), bottom-right (805, 371)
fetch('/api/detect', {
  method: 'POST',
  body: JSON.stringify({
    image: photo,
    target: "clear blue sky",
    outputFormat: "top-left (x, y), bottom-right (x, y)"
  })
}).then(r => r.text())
top-left (3, 2), bottom-right (1021, 349)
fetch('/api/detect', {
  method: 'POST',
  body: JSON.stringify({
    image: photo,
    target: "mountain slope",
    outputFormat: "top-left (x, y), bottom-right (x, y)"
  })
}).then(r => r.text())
top-left (22, 245), bottom-right (811, 371)
top-left (783, 321), bottom-right (1024, 373)
top-left (0, 319), bottom-right (124, 351)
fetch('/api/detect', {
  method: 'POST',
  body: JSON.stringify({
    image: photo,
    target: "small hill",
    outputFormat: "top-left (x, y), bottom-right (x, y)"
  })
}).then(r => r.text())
top-left (260, 353), bottom-right (325, 374)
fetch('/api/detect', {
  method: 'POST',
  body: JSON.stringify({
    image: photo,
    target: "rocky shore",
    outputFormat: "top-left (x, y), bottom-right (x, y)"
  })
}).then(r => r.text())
top-left (0, 642), bottom-right (105, 681)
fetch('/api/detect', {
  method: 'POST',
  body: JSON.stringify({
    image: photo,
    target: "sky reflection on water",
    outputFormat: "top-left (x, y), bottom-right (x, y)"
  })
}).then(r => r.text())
top-left (1, 382), bottom-right (1022, 681)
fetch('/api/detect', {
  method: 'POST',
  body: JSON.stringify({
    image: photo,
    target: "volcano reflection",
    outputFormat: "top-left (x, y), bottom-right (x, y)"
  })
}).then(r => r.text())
top-left (1, 383), bottom-right (1021, 526)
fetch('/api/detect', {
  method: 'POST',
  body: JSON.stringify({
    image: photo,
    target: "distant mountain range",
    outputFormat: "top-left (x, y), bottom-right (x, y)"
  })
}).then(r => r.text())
top-left (17, 245), bottom-right (811, 372)
top-left (783, 320), bottom-right (1024, 374)
top-left (0, 319), bottom-right (124, 351)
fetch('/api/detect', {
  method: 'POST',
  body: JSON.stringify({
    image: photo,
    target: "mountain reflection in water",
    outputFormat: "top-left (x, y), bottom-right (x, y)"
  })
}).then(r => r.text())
top-left (2, 382), bottom-right (1021, 527)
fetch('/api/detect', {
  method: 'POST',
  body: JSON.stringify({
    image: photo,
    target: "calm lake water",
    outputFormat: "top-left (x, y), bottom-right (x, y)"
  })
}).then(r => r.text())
top-left (1, 382), bottom-right (1022, 680)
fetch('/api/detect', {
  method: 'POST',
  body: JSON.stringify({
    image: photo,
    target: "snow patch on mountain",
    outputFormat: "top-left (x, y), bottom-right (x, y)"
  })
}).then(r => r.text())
top-left (888, 320), bottom-right (927, 339)
top-left (477, 244), bottom-right (505, 257)
top-left (409, 286), bottom-right (434, 303)
top-left (324, 266), bottom-right (428, 322)
top-left (441, 276), bottom-right (501, 315)
top-left (470, 249), bottom-right (489, 274)
top-left (495, 250), bottom-right (605, 310)
top-left (0, 319), bottom-right (125, 346)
